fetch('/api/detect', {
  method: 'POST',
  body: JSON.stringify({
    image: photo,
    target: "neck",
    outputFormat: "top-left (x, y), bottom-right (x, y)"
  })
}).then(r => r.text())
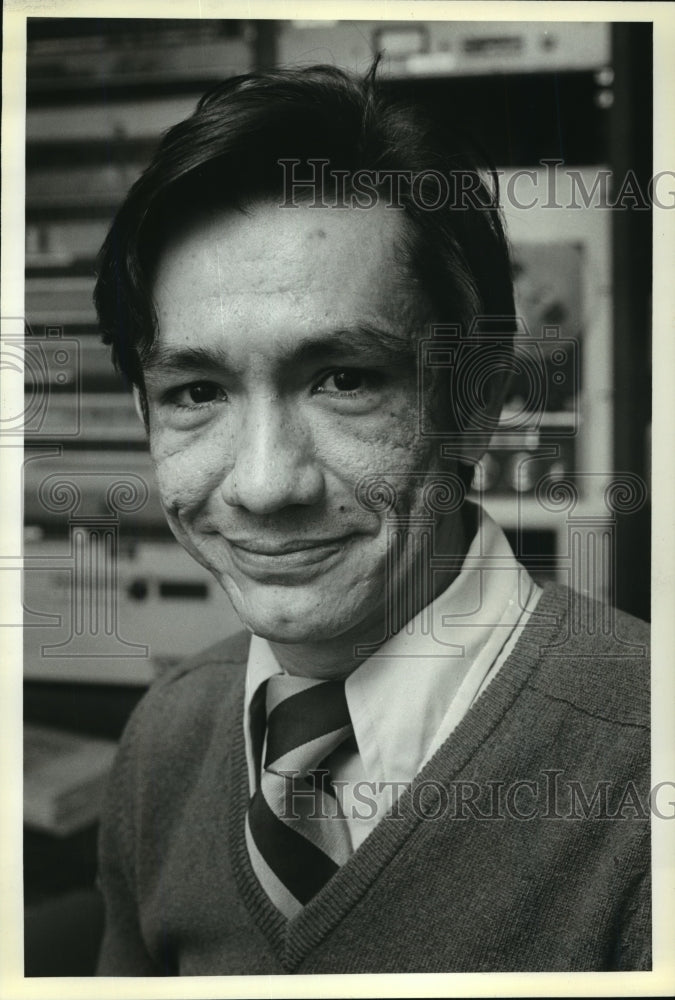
top-left (269, 503), bottom-right (478, 680)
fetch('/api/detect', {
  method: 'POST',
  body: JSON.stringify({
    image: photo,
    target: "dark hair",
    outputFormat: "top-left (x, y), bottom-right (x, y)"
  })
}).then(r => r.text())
top-left (94, 63), bottom-right (515, 395)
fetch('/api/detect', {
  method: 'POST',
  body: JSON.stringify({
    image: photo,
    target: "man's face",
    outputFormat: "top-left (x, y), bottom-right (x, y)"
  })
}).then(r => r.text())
top-left (144, 201), bottom-right (464, 657)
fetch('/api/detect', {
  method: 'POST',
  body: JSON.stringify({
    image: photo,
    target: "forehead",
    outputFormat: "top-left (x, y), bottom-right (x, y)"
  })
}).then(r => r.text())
top-left (150, 200), bottom-right (426, 347)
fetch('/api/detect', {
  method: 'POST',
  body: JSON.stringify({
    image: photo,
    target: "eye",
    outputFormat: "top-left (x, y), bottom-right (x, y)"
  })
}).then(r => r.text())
top-left (315, 369), bottom-right (368, 394)
top-left (168, 381), bottom-right (226, 408)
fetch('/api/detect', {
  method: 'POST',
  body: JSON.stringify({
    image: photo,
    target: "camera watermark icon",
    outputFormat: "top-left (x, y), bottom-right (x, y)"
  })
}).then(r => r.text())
top-left (417, 318), bottom-right (580, 444)
top-left (0, 321), bottom-right (81, 437)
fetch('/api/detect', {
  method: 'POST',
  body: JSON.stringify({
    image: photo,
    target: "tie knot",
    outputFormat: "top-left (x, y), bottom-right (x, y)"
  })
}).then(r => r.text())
top-left (264, 676), bottom-right (351, 774)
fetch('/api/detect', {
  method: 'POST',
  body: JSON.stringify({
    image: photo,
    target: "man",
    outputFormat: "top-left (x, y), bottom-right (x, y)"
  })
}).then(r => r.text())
top-left (93, 65), bottom-right (650, 974)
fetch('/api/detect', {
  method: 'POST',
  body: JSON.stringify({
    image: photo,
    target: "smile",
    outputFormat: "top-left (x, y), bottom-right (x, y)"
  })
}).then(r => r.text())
top-left (225, 536), bottom-right (354, 579)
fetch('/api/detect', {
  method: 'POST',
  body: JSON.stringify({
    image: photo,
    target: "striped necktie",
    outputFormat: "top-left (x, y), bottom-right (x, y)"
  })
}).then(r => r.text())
top-left (246, 674), bottom-right (354, 919)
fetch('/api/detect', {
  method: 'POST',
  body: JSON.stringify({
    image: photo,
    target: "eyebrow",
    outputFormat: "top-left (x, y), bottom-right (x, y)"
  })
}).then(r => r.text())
top-left (142, 324), bottom-right (418, 380)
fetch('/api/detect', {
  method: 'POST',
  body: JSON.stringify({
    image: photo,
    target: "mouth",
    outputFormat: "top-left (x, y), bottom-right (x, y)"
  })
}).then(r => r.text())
top-left (224, 535), bottom-right (355, 579)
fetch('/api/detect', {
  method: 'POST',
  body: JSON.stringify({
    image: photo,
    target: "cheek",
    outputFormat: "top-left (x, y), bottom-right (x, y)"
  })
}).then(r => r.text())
top-left (318, 396), bottom-right (424, 466)
top-left (149, 429), bottom-right (233, 515)
top-left (323, 404), bottom-right (438, 513)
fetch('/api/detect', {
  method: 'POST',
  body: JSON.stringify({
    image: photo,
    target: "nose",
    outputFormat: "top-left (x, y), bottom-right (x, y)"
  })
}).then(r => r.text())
top-left (220, 396), bottom-right (325, 515)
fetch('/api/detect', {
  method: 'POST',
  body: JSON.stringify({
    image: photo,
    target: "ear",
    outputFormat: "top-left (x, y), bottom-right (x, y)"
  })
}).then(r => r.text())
top-left (132, 386), bottom-right (149, 431)
top-left (132, 386), bottom-right (143, 421)
top-left (453, 365), bottom-right (511, 466)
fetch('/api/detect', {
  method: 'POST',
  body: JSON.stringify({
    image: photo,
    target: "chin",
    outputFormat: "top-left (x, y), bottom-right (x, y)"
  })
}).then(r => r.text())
top-left (239, 607), bottom-right (343, 645)
top-left (213, 563), bottom-right (384, 647)
top-left (249, 622), bottom-right (322, 645)
top-left (224, 590), bottom-right (360, 646)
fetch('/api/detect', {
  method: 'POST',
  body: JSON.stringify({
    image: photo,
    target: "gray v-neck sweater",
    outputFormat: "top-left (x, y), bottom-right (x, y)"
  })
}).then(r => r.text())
top-left (96, 584), bottom-right (651, 975)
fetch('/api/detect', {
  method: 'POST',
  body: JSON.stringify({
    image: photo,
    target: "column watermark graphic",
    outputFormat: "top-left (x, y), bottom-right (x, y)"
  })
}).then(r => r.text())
top-left (2, 320), bottom-right (153, 666)
top-left (32, 472), bottom-right (149, 659)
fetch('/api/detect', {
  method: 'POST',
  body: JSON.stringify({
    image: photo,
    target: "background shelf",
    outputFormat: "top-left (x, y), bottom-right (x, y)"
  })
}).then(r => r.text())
top-left (23, 17), bottom-right (651, 688)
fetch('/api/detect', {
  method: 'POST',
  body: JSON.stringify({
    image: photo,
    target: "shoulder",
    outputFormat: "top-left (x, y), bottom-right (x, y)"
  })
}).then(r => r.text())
top-left (153, 628), bottom-right (251, 695)
top-left (516, 583), bottom-right (650, 729)
top-left (117, 630), bottom-right (251, 770)
top-left (98, 632), bottom-right (252, 920)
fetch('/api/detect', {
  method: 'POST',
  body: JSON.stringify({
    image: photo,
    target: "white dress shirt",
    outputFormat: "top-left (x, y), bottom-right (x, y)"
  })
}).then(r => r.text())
top-left (244, 507), bottom-right (542, 850)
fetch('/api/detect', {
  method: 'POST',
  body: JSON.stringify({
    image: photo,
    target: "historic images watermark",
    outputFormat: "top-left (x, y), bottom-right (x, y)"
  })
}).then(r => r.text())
top-left (278, 158), bottom-right (673, 211)
top-left (276, 770), bottom-right (672, 823)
